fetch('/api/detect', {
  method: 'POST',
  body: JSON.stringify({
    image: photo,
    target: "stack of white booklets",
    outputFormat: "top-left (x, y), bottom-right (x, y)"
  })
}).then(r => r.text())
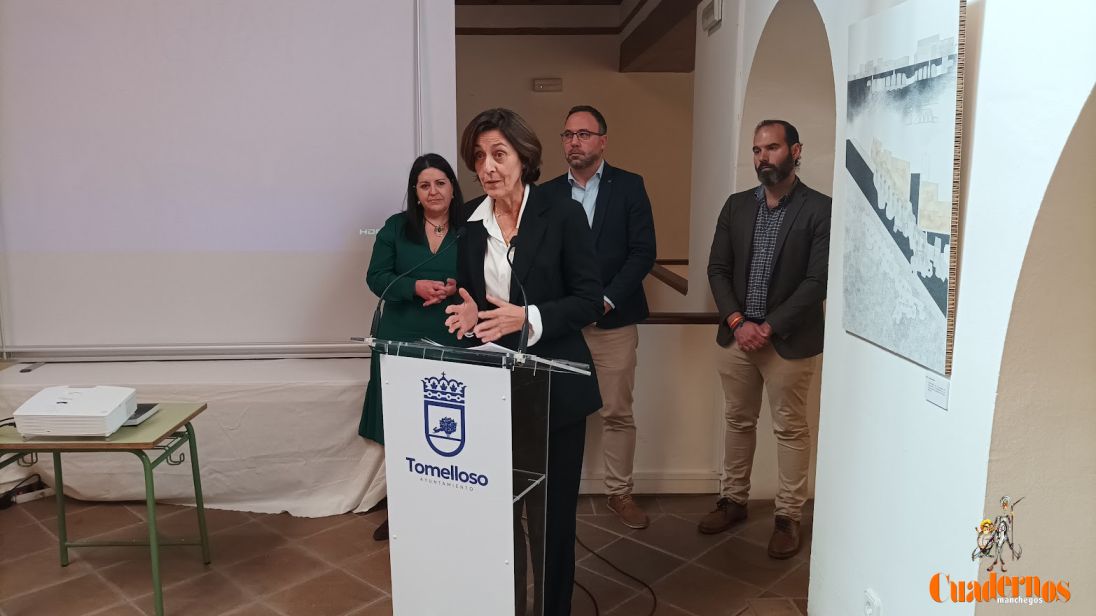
top-left (14, 386), bottom-right (137, 437)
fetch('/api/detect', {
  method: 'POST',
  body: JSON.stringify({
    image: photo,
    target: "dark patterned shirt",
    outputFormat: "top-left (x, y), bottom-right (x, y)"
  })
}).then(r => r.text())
top-left (744, 182), bottom-right (797, 319)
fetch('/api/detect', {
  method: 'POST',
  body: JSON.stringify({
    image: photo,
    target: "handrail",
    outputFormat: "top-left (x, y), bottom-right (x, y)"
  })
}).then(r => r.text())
top-left (642, 312), bottom-right (720, 325)
top-left (643, 259), bottom-right (720, 324)
top-left (649, 259), bottom-right (689, 295)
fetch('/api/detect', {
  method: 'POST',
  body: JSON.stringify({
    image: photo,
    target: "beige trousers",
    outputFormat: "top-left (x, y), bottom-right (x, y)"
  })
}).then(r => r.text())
top-left (715, 341), bottom-right (818, 520)
top-left (583, 324), bottom-right (640, 495)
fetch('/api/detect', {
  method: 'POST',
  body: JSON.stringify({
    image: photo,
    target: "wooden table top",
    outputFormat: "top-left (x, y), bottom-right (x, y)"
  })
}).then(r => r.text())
top-left (0, 402), bottom-right (207, 451)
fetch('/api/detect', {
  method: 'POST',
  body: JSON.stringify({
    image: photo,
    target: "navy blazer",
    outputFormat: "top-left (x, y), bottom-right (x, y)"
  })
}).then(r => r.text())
top-left (707, 181), bottom-right (831, 359)
top-left (546, 163), bottom-right (657, 328)
top-left (457, 183), bottom-right (604, 429)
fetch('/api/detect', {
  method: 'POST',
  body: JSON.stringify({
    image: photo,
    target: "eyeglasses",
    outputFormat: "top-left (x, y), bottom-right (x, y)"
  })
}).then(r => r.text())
top-left (560, 130), bottom-right (605, 142)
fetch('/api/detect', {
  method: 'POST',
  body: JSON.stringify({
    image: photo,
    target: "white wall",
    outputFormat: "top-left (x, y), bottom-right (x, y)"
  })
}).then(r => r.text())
top-left (686, 0), bottom-right (1096, 614)
top-left (817, 0), bottom-right (1091, 611)
top-left (979, 95), bottom-right (1095, 615)
top-left (0, 0), bottom-right (457, 352)
top-left (683, 1), bottom-right (740, 314)
top-left (735, 0), bottom-right (835, 195)
top-left (420, 0), bottom-right (459, 163)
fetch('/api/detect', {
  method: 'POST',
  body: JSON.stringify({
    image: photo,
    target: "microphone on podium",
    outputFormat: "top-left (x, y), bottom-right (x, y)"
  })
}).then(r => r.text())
top-left (369, 227), bottom-right (465, 339)
top-left (505, 235), bottom-right (532, 355)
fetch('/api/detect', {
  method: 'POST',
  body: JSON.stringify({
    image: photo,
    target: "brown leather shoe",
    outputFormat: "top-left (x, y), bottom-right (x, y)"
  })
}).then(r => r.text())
top-left (697, 498), bottom-right (748, 534)
top-left (607, 494), bottom-right (650, 529)
top-left (767, 515), bottom-right (801, 559)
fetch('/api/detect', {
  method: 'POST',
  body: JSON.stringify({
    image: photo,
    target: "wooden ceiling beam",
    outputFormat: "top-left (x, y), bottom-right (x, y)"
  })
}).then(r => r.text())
top-left (619, 0), bottom-right (699, 73)
top-left (455, 1), bottom-right (620, 6)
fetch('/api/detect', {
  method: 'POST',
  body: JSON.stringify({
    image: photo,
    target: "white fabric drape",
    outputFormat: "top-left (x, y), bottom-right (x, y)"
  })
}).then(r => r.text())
top-left (0, 359), bottom-right (384, 517)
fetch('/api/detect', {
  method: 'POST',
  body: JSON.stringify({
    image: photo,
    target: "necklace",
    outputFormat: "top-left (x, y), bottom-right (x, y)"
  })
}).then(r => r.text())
top-left (425, 217), bottom-right (447, 236)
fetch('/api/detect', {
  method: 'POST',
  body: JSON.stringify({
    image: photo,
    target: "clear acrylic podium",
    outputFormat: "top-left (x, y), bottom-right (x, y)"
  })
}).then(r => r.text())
top-left (370, 338), bottom-right (589, 616)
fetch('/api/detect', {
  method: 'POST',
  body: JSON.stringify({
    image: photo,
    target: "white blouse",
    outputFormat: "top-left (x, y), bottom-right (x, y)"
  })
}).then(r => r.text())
top-left (466, 185), bottom-right (544, 346)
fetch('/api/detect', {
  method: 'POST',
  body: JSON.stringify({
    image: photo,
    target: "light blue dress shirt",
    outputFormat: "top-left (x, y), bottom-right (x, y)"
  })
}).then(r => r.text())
top-left (567, 159), bottom-right (605, 227)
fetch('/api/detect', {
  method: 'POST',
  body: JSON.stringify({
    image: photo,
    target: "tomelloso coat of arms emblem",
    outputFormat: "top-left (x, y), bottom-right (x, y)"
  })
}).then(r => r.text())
top-left (423, 373), bottom-right (466, 457)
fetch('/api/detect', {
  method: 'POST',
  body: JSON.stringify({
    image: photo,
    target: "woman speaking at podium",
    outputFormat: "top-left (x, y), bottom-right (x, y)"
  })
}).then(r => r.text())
top-left (360, 153), bottom-right (466, 541)
top-left (445, 108), bottom-right (603, 616)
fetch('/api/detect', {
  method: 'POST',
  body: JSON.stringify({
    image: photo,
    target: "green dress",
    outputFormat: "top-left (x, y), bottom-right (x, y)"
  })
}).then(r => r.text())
top-left (358, 213), bottom-right (458, 445)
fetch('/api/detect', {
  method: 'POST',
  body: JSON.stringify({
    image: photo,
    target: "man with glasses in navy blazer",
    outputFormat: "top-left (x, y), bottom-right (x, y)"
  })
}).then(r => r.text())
top-left (547, 105), bottom-right (657, 529)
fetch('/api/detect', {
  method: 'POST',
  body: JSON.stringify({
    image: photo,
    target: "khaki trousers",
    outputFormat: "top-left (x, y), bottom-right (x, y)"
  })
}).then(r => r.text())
top-left (715, 341), bottom-right (818, 520)
top-left (582, 324), bottom-right (640, 495)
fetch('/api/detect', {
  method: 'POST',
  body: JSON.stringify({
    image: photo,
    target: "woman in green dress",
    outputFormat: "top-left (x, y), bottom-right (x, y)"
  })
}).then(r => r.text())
top-left (359, 153), bottom-right (465, 540)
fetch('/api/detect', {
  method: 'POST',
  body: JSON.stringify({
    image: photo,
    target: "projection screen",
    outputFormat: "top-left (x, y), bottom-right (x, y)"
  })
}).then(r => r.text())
top-left (0, 0), bottom-right (456, 357)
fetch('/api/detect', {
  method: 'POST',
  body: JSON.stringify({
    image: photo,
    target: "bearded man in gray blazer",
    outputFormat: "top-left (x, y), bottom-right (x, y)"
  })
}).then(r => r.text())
top-left (701, 119), bottom-right (830, 560)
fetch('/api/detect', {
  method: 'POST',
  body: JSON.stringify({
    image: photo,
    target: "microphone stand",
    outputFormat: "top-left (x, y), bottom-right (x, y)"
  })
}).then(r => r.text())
top-left (505, 235), bottom-right (531, 356)
top-left (368, 227), bottom-right (464, 340)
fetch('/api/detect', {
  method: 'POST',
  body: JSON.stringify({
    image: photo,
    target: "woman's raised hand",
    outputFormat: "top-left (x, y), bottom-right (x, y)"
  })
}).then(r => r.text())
top-left (444, 288), bottom-right (478, 338)
top-left (473, 294), bottom-right (526, 343)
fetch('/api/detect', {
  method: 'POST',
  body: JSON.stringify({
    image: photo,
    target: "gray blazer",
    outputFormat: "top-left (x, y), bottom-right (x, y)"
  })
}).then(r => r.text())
top-left (706, 181), bottom-right (831, 359)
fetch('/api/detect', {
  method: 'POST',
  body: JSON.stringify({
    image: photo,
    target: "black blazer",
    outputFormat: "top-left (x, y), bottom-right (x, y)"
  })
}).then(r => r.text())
top-left (707, 181), bottom-right (831, 359)
top-left (546, 163), bottom-right (657, 328)
top-left (457, 183), bottom-right (604, 429)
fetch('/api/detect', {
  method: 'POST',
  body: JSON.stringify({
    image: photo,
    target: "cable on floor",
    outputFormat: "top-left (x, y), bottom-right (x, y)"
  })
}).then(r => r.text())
top-left (518, 511), bottom-right (659, 616)
top-left (575, 531), bottom-right (659, 616)
top-left (573, 578), bottom-right (599, 616)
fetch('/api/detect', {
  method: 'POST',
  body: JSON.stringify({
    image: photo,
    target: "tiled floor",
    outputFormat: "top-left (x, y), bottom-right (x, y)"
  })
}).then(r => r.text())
top-left (0, 495), bottom-right (810, 616)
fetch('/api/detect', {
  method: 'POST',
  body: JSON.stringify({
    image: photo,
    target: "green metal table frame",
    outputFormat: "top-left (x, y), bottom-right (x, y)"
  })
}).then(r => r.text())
top-left (0, 403), bottom-right (211, 616)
